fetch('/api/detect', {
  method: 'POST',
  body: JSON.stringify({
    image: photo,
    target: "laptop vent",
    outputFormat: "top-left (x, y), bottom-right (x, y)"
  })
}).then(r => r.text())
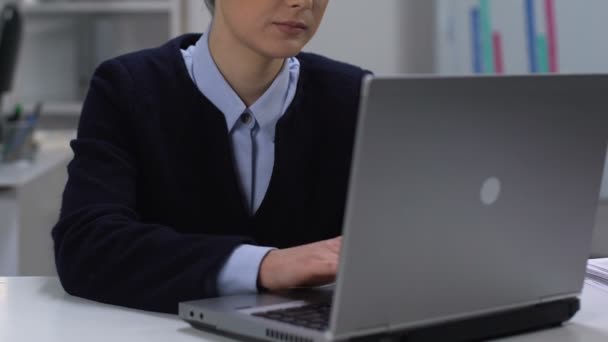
top-left (265, 329), bottom-right (313, 342)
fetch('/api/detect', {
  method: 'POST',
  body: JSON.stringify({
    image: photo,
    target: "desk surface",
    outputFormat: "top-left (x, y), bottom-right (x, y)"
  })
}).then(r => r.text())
top-left (1, 277), bottom-right (607, 342)
top-left (0, 148), bottom-right (71, 188)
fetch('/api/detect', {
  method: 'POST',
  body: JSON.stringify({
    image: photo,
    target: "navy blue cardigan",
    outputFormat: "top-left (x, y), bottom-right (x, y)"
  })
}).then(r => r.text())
top-left (52, 34), bottom-right (367, 314)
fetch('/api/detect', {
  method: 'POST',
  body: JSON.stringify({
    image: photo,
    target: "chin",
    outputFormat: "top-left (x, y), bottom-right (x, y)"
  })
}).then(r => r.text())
top-left (260, 42), bottom-right (307, 59)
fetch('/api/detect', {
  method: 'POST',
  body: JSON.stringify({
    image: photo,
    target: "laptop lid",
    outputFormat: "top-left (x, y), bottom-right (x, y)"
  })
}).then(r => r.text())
top-left (329, 75), bottom-right (608, 340)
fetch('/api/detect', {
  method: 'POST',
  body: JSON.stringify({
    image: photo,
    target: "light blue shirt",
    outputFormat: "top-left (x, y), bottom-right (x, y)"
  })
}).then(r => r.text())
top-left (181, 33), bottom-right (300, 295)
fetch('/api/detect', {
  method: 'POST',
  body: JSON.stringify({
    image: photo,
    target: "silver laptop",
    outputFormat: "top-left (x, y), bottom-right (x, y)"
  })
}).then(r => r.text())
top-left (180, 75), bottom-right (608, 342)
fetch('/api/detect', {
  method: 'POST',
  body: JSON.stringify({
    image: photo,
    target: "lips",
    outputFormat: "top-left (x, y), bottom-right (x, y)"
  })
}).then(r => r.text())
top-left (274, 21), bottom-right (309, 34)
top-left (275, 21), bottom-right (308, 29)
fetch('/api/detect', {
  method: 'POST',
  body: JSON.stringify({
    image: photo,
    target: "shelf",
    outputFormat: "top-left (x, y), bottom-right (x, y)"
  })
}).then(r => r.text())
top-left (21, 1), bottom-right (172, 15)
top-left (7, 102), bottom-right (81, 117)
top-left (39, 102), bottom-right (82, 116)
top-left (13, 1), bottom-right (182, 126)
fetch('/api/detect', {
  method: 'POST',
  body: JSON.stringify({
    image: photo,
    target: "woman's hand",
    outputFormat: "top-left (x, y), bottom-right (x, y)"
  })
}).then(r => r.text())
top-left (258, 237), bottom-right (342, 291)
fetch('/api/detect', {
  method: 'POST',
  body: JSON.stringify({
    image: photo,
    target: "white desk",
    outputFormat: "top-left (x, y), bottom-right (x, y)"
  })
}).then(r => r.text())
top-left (592, 201), bottom-right (608, 257)
top-left (1, 277), bottom-right (607, 342)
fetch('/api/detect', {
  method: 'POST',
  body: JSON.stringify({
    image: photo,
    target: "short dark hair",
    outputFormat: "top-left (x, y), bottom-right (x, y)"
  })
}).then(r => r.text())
top-left (204, 0), bottom-right (215, 13)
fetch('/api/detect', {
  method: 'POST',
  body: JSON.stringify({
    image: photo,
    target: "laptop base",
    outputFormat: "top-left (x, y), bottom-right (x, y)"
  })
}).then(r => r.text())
top-left (353, 298), bottom-right (580, 342)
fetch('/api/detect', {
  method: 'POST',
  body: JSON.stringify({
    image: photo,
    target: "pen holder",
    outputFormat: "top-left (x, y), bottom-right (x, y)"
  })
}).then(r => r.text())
top-left (0, 119), bottom-right (39, 163)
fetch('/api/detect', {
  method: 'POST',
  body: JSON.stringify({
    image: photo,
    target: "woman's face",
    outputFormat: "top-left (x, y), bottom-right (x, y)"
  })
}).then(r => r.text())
top-left (215, 0), bottom-right (329, 58)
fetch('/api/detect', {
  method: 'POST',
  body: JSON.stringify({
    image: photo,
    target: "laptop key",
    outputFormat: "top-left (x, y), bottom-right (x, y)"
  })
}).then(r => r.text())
top-left (251, 302), bottom-right (331, 330)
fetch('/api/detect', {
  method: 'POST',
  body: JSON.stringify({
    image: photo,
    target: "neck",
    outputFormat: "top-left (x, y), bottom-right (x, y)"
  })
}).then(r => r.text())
top-left (208, 21), bottom-right (285, 107)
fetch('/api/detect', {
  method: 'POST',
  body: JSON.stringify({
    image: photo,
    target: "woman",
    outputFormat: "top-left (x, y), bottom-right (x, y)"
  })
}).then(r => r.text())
top-left (52, 0), bottom-right (369, 314)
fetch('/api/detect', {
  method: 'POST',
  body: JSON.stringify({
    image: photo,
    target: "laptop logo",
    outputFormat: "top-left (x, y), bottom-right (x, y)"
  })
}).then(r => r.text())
top-left (481, 177), bottom-right (501, 206)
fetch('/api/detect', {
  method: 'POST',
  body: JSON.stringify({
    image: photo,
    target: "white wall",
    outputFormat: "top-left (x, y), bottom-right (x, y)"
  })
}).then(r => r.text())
top-left (184, 0), bottom-right (212, 33)
top-left (306, 0), bottom-right (405, 74)
top-left (308, 0), bottom-right (436, 74)
top-left (185, 0), bottom-right (437, 75)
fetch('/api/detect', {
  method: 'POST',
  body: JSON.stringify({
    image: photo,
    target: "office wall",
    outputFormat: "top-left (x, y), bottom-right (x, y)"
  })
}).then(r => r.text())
top-left (185, 0), bottom-right (437, 75)
top-left (436, 0), bottom-right (608, 75)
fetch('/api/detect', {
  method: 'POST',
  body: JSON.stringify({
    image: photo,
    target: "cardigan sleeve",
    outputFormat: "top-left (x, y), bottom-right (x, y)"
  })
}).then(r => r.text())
top-left (52, 58), bottom-right (253, 314)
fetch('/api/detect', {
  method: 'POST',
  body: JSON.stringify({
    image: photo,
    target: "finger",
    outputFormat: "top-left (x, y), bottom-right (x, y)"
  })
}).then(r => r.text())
top-left (300, 263), bottom-right (338, 288)
top-left (325, 237), bottom-right (342, 253)
top-left (318, 259), bottom-right (339, 282)
top-left (326, 236), bottom-right (341, 247)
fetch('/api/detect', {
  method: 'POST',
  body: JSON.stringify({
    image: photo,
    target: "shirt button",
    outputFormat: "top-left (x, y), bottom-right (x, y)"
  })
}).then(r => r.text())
top-left (241, 113), bottom-right (252, 124)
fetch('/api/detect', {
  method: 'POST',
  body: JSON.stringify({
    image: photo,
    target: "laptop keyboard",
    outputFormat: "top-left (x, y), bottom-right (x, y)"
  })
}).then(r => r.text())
top-left (252, 302), bottom-right (331, 331)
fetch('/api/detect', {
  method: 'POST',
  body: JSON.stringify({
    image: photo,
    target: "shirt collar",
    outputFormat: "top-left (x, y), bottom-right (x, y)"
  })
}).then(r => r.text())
top-left (191, 31), bottom-right (298, 140)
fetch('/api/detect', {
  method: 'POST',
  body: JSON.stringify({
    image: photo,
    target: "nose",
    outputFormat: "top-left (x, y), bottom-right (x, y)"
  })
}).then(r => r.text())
top-left (285, 0), bottom-right (313, 9)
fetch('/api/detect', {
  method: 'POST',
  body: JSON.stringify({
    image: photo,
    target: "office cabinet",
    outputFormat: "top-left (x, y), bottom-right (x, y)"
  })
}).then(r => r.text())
top-left (0, 147), bottom-right (70, 276)
top-left (7, 0), bottom-right (186, 122)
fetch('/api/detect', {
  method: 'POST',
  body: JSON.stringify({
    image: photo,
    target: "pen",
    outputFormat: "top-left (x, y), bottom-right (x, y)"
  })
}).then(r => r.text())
top-left (3, 102), bottom-right (42, 161)
top-left (6, 103), bottom-right (22, 122)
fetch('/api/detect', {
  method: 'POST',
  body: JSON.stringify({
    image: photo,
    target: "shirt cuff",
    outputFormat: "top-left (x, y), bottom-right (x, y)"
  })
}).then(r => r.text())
top-left (217, 244), bottom-right (275, 296)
